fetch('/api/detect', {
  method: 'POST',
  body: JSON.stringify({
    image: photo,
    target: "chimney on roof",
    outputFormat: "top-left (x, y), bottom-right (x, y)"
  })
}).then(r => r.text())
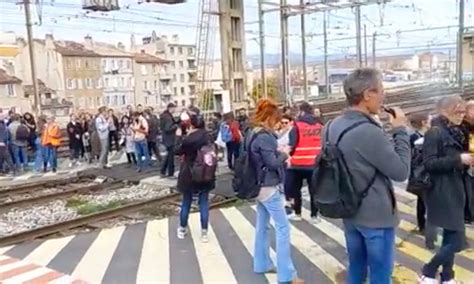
top-left (45, 34), bottom-right (55, 49)
top-left (151, 31), bottom-right (158, 42)
top-left (84, 35), bottom-right (93, 48)
top-left (130, 34), bottom-right (136, 52)
top-left (16, 37), bottom-right (26, 48)
top-left (140, 50), bottom-right (145, 54)
top-left (172, 34), bottom-right (179, 43)
top-left (117, 42), bottom-right (125, 50)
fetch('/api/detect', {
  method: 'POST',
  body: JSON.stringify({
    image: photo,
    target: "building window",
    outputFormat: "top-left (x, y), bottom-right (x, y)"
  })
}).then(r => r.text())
top-left (104, 78), bottom-right (109, 87)
top-left (77, 78), bottom-right (83, 89)
top-left (126, 60), bottom-right (131, 69)
top-left (67, 59), bottom-right (73, 69)
top-left (188, 48), bottom-right (193, 56)
top-left (96, 79), bottom-right (102, 89)
top-left (97, 97), bottom-right (101, 106)
top-left (179, 61), bottom-right (184, 68)
top-left (144, 80), bottom-right (148, 90)
top-left (231, 17), bottom-right (242, 42)
top-left (128, 77), bottom-right (133, 87)
top-left (141, 65), bottom-right (147, 75)
top-left (180, 87), bottom-right (185, 95)
top-left (181, 99), bottom-right (185, 107)
top-left (178, 47), bottom-right (183, 55)
top-left (145, 96), bottom-right (149, 105)
top-left (170, 46), bottom-right (175, 55)
top-left (232, 48), bottom-right (242, 72)
top-left (180, 74), bottom-right (185, 82)
top-left (152, 64), bottom-right (157, 74)
top-left (102, 59), bottom-right (107, 70)
top-left (154, 80), bottom-right (158, 90)
top-left (88, 97), bottom-right (93, 107)
top-left (174, 87), bottom-right (177, 95)
top-left (76, 59), bottom-right (81, 69)
top-left (171, 61), bottom-right (175, 68)
top-left (85, 78), bottom-right (93, 89)
top-left (121, 77), bottom-right (125, 87)
top-left (67, 78), bottom-right (76, 89)
top-left (7, 84), bottom-right (15, 96)
top-left (118, 60), bottom-right (123, 68)
top-left (85, 60), bottom-right (90, 69)
top-left (120, 95), bottom-right (126, 105)
top-left (173, 74), bottom-right (177, 82)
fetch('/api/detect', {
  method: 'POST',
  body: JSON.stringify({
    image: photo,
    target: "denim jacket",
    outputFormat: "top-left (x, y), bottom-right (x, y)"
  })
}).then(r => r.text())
top-left (248, 128), bottom-right (288, 187)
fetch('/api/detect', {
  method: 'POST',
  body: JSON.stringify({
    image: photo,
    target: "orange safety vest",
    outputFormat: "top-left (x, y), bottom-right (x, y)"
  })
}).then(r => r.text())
top-left (41, 123), bottom-right (61, 147)
top-left (290, 121), bottom-right (322, 167)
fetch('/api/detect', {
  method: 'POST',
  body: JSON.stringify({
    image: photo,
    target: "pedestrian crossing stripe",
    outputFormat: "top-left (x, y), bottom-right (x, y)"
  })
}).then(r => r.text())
top-left (0, 188), bottom-right (473, 284)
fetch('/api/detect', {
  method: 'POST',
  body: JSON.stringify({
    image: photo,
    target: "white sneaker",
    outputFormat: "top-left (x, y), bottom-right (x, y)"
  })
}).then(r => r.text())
top-left (310, 216), bottom-right (321, 224)
top-left (288, 214), bottom-right (303, 221)
top-left (201, 229), bottom-right (209, 243)
top-left (68, 162), bottom-right (73, 168)
top-left (419, 276), bottom-right (437, 284)
top-left (442, 280), bottom-right (459, 284)
top-left (177, 227), bottom-right (187, 239)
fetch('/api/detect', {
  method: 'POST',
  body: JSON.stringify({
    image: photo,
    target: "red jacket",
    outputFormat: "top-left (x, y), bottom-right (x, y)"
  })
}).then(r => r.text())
top-left (229, 121), bottom-right (241, 143)
top-left (290, 121), bottom-right (322, 167)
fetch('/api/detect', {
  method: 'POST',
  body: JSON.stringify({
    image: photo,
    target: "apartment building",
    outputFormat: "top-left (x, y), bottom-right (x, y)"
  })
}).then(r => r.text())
top-left (133, 33), bottom-right (197, 108)
top-left (133, 51), bottom-right (172, 108)
top-left (16, 35), bottom-right (102, 111)
top-left (83, 36), bottom-right (134, 110)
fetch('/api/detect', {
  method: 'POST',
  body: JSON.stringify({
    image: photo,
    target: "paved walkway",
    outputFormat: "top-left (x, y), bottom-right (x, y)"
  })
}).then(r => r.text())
top-left (1, 187), bottom-right (473, 284)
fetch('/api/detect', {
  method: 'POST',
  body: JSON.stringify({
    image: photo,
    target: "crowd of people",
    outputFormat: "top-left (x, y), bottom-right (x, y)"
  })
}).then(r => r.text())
top-left (1, 67), bottom-right (473, 283)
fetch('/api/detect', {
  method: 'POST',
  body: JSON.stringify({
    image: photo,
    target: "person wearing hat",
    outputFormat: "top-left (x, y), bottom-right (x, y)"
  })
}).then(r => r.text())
top-left (160, 102), bottom-right (178, 177)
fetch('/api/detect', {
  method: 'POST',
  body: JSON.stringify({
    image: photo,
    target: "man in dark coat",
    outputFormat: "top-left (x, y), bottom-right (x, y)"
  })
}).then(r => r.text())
top-left (160, 103), bottom-right (178, 177)
top-left (145, 108), bottom-right (162, 163)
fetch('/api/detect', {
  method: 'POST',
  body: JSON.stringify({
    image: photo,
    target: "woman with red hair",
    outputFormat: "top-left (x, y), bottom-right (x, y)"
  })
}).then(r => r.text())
top-left (247, 99), bottom-right (302, 283)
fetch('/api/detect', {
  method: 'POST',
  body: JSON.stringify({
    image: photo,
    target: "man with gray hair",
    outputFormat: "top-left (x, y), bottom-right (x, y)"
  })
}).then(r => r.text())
top-left (323, 68), bottom-right (410, 283)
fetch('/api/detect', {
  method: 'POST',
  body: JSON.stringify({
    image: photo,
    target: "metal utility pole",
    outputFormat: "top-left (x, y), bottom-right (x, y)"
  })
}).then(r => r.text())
top-left (457, 0), bottom-right (465, 88)
top-left (258, 0), bottom-right (267, 98)
top-left (372, 31), bottom-right (377, 68)
top-left (364, 24), bottom-right (368, 66)
top-left (323, 11), bottom-right (329, 97)
top-left (300, 0), bottom-right (308, 101)
top-left (23, 0), bottom-right (40, 115)
top-left (355, 5), bottom-right (362, 67)
top-left (280, 0), bottom-right (290, 103)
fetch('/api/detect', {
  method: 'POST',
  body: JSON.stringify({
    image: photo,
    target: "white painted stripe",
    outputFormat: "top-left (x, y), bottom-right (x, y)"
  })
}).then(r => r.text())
top-left (394, 186), bottom-right (417, 201)
top-left (72, 226), bottom-right (125, 283)
top-left (0, 246), bottom-right (12, 255)
top-left (49, 275), bottom-right (74, 284)
top-left (136, 219), bottom-right (170, 283)
top-left (0, 260), bottom-right (27, 273)
top-left (251, 207), bottom-right (346, 282)
top-left (0, 255), bottom-right (11, 262)
top-left (2, 267), bottom-right (51, 283)
top-left (13, 173), bottom-right (34, 181)
top-left (188, 212), bottom-right (237, 283)
top-left (23, 236), bottom-right (74, 265)
top-left (220, 207), bottom-right (278, 283)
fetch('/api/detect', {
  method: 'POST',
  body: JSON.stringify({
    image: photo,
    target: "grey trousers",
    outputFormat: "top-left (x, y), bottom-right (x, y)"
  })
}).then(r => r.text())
top-left (99, 138), bottom-right (109, 167)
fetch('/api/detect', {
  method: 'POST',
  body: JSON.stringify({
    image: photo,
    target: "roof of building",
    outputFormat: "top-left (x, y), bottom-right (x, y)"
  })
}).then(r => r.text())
top-left (24, 80), bottom-right (56, 96)
top-left (53, 41), bottom-right (100, 57)
top-left (134, 52), bottom-right (169, 64)
top-left (0, 69), bottom-right (21, 85)
top-left (89, 41), bottom-right (132, 57)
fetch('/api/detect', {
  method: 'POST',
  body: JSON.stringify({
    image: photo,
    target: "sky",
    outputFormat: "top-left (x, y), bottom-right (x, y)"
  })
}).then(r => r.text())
top-left (0, 0), bottom-right (472, 60)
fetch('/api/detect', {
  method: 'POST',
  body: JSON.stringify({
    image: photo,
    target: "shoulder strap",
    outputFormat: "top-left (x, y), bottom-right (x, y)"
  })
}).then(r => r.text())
top-left (244, 130), bottom-right (265, 151)
top-left (336, 120), bottom-right (373, 146)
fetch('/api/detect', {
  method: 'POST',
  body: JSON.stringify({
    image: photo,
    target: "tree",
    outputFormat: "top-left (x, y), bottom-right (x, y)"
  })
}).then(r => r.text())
top-left (198, 89), bottom-right (214, 110)
top-left (251, 78), bottom-right (281, 103)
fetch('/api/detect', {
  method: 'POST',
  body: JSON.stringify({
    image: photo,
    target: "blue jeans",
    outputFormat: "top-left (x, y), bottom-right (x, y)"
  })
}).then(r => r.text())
top-left (134, 140), bottom-right (151, 170)
top-left (422, 229), bottom-right (464, 281)
top-left (344, 222), bottom-right (395, 284)
top-left (179, 191), bottom-right (209, 230)
top-left (45, 145), bottom-right (58, 170)
top-left (34, 138), bottom-right (45, 172)
top-left (254, 190), bottom-right (296, 283)
top-left (11, 144), bottom-right (28, 170)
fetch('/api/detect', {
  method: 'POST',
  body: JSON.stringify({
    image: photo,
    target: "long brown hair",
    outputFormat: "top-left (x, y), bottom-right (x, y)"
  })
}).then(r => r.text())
top-left (252, 99), bottom-right (281, 130)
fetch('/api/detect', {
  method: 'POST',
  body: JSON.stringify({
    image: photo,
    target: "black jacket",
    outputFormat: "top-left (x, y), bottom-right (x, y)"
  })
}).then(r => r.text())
top-left (67, 122), bottom-right (83, 149)
top-left (160, 111), bottom-right (178, 147)
top-left (146, 114), bottom-right (160, 142)
top-left (423, 117), bottom-right (471, 231)
top-left (175, 129), bottom-right (215, 193)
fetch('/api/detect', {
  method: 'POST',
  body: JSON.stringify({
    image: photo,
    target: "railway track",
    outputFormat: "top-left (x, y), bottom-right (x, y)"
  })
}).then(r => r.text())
top-left (0, 180), bottom-right (126, 211)
top-left (0, 190), bottom-right (238, 247)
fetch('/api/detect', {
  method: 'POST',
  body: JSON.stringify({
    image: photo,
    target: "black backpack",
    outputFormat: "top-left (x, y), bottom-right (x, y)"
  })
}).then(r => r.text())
top-left (191, 143), bottom-right (218, 183)
top-left (15, 124), bottom-right (30, 141)
top-left (311, 120), bottom-right (378, 219)
top-left (406, 138), bottom-right (431, 196)
top-left (232, 131), bottom-right (265, 200)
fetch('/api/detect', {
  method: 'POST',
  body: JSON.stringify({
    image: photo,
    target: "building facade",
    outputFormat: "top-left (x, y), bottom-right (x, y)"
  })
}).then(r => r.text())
top-left (83, 36), bottom-right (134, 111)
top-left (133, 51), bottom-right (172, 109)
top-left (0, 69), bottom-right (30, 113)
top-left (133, 33), bottom-right (197, 108)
